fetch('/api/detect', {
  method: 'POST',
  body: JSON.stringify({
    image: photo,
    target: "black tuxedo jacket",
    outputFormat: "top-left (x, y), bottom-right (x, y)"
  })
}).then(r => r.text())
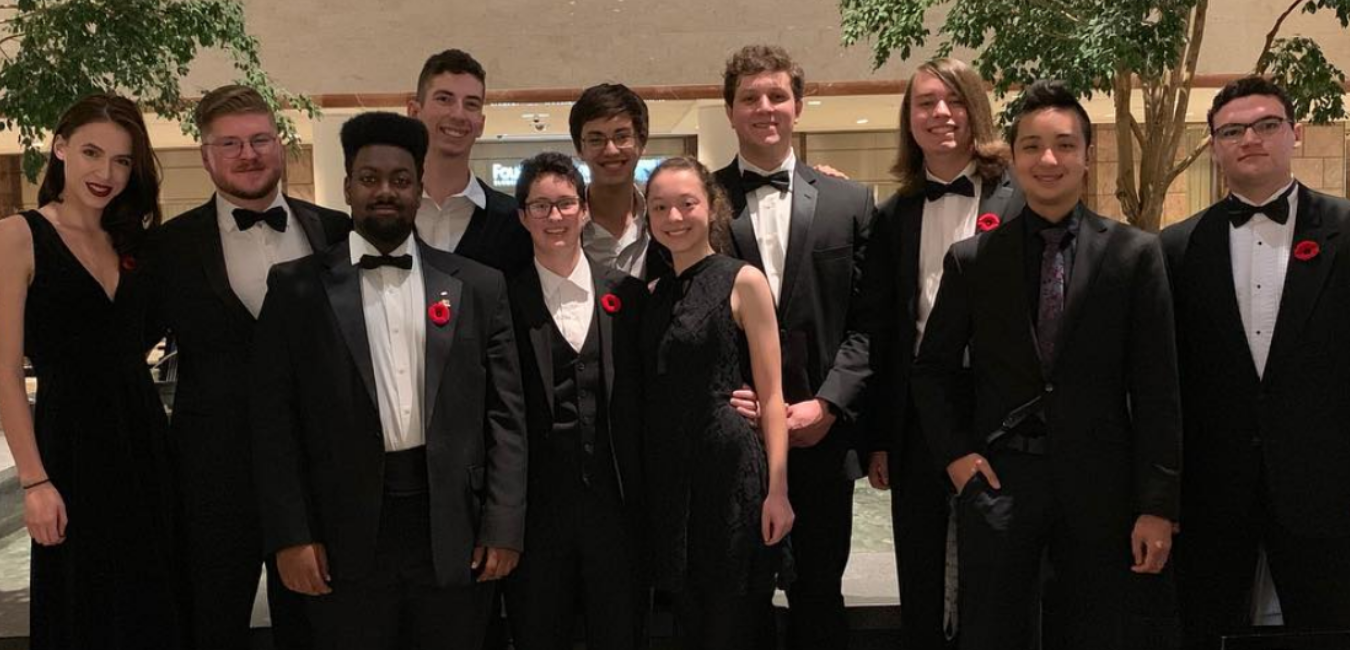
top-left (1162, 185), bottom-right (1350, 538)
top-left (715, 161), bottom-right (875, 463)
top-left (250, 238), bottom-right (528, 587)
top-left (912, 207), bottom-right (1182, 524)
top-left (144, 196), bottom-right (350, 514)
top-left (860, 172), bottom-right (1024, 458)
top-left (508, 258), bottom-right (648, 512)
top-left (447, 178), bottom-right (533, 278)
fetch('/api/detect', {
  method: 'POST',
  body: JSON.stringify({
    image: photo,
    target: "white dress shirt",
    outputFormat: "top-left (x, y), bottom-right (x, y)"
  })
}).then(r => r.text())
top-left (1229, 181), bottom-right (1298, 378)
top-left (351, 232), bottom-right (427, 452)
top-left (739, 151), bottom-right (796, 302)
top-left (216, 193), bottom-right (312, 318)
top-left (535, 255), bottom-right (595, 353)
top-left (416, 173), bottom-right (487, 253)
top-left (916, 163), bottom-right (983, 352)
top-left (582, 185), bottom-right (650, 279)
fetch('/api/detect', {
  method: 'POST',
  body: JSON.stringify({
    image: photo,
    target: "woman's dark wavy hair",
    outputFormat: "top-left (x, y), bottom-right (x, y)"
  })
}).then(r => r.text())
top-left (645, 155), bottom-right (733, 254)
top-left (37, 93), bottom-right (162, 255)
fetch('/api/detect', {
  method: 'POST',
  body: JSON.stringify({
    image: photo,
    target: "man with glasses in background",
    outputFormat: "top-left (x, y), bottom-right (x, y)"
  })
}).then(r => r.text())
top-left (146, 84), bottom-right (351, 650)
top-left (569, 83), bottom-right (671, 280)
top-left (1162, 76), bottom-right (1350, 649)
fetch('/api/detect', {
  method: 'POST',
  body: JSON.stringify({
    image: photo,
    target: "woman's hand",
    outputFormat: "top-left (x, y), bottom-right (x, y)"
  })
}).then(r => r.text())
top-left (25, 482), bottom-right (67, 546)
top-left (761, 492), bottom-right (795, 546)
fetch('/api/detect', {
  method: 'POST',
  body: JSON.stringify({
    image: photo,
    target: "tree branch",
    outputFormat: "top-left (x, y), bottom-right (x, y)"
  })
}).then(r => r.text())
top-left (1167, 135), bottom-right (1212, 187)
top-left (1256, 0), bottom-right (1303, 74)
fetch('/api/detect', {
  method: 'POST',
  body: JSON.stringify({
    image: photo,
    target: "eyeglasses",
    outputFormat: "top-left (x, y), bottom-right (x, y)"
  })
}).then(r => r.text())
top-left (580, 131), bottom-right (637, 151)
top-left (205, 134), bottom-right (280, 159)
top-left (1212, 117), bottom-right (1292, 144)
top-left (524, 197), bottom-right (583, 219)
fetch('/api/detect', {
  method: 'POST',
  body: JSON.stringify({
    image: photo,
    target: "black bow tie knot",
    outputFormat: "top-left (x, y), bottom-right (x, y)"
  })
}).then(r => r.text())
top-left (232, 206), bottom-right (288, 232)
top-left (358, 254), bottom-right (413, 271)
top-left (1226, 185), bottom-right (1295, 227)
top-left (742, 169), bottom-right (791, 193)
top-left (925, 176), bottom-right (975, 202)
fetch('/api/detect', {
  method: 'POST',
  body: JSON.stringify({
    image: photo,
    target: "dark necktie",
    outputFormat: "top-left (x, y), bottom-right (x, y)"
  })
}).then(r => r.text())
top-left (1037, 227), bottom-right (1069, 372)
top-left (358, 254), bottom-right (413, 271)
top-left (925, 175), bottom-right (975, 202)
top-left (1226, 185), bottom-right (1294, 227)
top-left (742, 169), bottom-right (791, 193)
top-left (232, 206), bottom-right (288, 232)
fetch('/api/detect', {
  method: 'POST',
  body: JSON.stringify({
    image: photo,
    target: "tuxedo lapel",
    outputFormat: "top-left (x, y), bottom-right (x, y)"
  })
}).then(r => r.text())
top-left (592, 261), bottom-right (617, 413)
top-left (898, 195), bottom-right (924, 325)
top-left (420, 242), bottom-right (465, 426)
top-left (1054, 211), bottom-right (1108, 366)
top-left (1265, 186), bottom-right (1341, 384)
top-left (287, 196), bottom-right (331, 253)
top-left (1188, 207), bottom-right (1259, 380)
top-left (321, 241), bottom-right (379, 412)
top-left (457, 179), bottom-right (494, 254)
top-left (193, 197), bottom-right (254, 324)
top-left (978, 172), bottom-right (1021, 221)
top-left (519, 269), bottom-right (556, 415)
top-left (984, 219), bottom-right (1043, 382)
top-left (778, 165), bottom-right (819, 315)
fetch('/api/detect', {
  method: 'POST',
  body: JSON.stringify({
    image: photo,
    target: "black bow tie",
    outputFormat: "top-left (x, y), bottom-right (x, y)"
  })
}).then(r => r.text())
top-left (1227, 186), bottom-right (1295, 227)
top-left (742, 169), bottom-right (791, 193)
top-left (232, 206), bottom-right (287, 232)
top-left (358, 254), bottom-right (413, 271)
top-left (925, 176), bottom-right (975, 202)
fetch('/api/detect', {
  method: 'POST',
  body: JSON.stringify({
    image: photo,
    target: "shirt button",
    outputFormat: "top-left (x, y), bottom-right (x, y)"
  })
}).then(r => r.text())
top-left (1044, 383), bottom-right (1055, 393)
top-left (398, 368), bottom-right (406, 375)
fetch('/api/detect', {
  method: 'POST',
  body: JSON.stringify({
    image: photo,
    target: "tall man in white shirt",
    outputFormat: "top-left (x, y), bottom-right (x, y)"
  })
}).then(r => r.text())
top-left (858, 58), bottom-right (1022, 650)
top-left (1162, 76), bottom-right (1350, 650)
top-left (407, 49), bottom-right (532, 277)
top-left (251, 112), bottom-right (527, 650)
top-left (500, 152), bottom-right (648, 650)
top-left (712, 44), bottom-right (875, 650)
top-left (569, 83), bottom-right (672, 280)
top-left (145, 84), bottom-right (352, 650)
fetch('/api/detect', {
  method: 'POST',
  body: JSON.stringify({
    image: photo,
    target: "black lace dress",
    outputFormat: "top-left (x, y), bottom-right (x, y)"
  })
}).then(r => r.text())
top-left (20, 211), bottom-right (181, 649)
top-left (641, 254), bottom-right (776, 596)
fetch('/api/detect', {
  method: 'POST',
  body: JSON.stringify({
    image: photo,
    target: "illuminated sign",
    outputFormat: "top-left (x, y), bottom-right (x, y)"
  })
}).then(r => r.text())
top-left (491, 157), bottom-right (669, 189)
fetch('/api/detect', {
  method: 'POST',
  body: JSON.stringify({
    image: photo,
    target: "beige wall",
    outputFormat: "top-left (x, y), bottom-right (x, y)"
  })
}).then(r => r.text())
top-left (180, 0), bottom-right (1350, 96)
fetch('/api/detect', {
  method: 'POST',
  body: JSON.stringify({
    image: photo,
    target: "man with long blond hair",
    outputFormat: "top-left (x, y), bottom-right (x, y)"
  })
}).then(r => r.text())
top-left (859, 57), bottom-right (1022, 649)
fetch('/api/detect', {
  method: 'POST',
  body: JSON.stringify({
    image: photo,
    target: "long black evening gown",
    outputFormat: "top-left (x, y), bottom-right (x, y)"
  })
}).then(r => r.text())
top-left (641, 253), bottom-right (777, 598)
top-left (19, 211), bottom-right (182, 649)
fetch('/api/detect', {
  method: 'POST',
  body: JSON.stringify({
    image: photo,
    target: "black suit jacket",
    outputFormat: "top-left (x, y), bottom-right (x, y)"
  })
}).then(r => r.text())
top-left (144, 196), bottom-right (350, 520)
top-left (1162, 185), bottom-right (1350, 538)
top-left (250, 238), bottom-right (528, 586)
top-left (447, 178), bottom-right (533, 278)
top-left (508, 258), bottom-right (647, 512)
top-left (860, 172), bottom-right (1024, 458)
top-left (715, 162), bottom-right (875, 469)
top-left (912, 206), bottom-right (1182, 524)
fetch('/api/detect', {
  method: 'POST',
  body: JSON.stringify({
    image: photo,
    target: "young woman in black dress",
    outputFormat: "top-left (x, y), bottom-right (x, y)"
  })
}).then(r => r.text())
top-left (0, 94), bottom-right (182, 649)
top-left (641, 155), bottom-right (794, 649)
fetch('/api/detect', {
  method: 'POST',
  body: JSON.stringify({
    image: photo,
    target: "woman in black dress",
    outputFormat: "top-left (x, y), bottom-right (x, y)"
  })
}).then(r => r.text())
top-left (641, 155), bottom-right (794, 649)
top-left (0, 94), bottom-right (182, 649)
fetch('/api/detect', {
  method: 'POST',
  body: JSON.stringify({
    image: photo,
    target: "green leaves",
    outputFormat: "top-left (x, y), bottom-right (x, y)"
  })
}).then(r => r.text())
top-left (0, 0), bottom-right (320, 182)
top-left (1265, 37), bottom-right (1348, 124)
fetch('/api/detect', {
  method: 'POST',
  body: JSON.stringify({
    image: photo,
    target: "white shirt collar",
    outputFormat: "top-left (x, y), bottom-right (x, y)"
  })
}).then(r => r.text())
top-left (217, 191), bottom-right (289, 234)
top-left (583, 184), bottom-right (648, 242)
top-left (1231, 180), bottom-right (1297, 208)
top-left (737, 149), bottom-right (797, 178)
top-left (924, 161), bottom-right (978, 184)
top-left (349, 231), bottom-right (416, 266)
top-left (423, 172), bottom-right (487, 210)
top-left (534, 253), bottom-right (592, 299)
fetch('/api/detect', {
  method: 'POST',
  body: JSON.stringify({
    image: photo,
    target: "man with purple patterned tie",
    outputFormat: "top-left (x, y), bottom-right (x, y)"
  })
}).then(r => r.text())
top-left (911, 80), bottom-right (1181, 650)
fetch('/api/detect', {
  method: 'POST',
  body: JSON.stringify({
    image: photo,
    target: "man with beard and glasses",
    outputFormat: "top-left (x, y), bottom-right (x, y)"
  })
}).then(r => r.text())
top-left (251, 112), bottom-right (528, 650)
top-left (408, 49), bottom-right (532, 277)
top-left (145, 84), bottom-right (351, 650)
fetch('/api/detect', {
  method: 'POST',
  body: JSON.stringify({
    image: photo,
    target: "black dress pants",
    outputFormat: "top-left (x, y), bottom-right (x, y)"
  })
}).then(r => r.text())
top-left (305, 492), bottom-right (493, 650)
top-left (1176, 479), bottom-right (1350, 650)
top-left (956, 450), bottom-right (1133, 650)
top-left (889, 409), bottom-right (955, 650)
top-left (782, 442), bottom-right (856, 650)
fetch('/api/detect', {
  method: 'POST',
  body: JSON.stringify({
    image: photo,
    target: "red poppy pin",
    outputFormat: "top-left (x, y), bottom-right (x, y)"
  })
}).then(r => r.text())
top-left (427, 299), bottom-right (452, 327)
top-left (119, 255), bottom-right (137, 272)
top-left (600, 293), bottom-right (623, 314)
top-left (976, 213), bottom-right (1001, 233)
top-left (1293, 240), bottom-right (1321, 262)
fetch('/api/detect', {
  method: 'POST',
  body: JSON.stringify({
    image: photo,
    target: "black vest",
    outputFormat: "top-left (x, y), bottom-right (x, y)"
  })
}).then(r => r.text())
top-left (546, 310), bottom-right (619, 496)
